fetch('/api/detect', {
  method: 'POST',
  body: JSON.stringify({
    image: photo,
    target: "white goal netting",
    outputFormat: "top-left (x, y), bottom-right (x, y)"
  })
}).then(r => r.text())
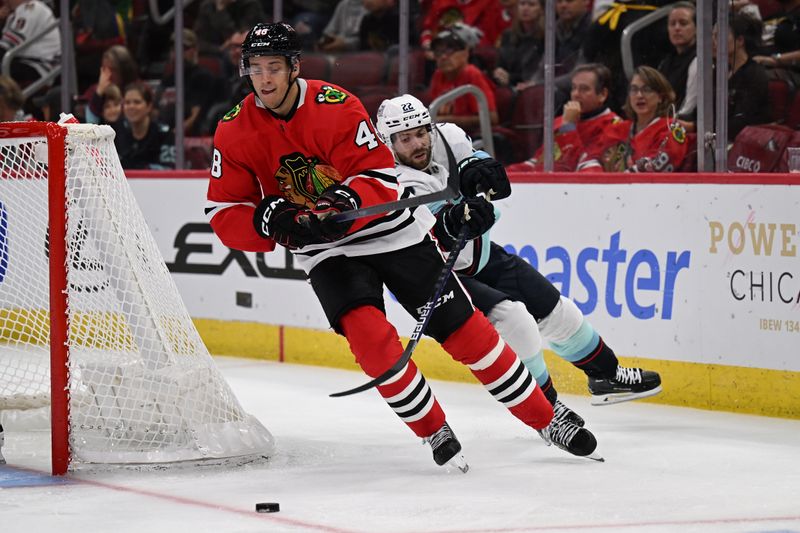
top-left (0, 123), bottom-right (273, 468)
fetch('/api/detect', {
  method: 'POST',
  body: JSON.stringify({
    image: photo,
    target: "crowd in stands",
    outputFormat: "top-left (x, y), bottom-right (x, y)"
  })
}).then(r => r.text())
top-left (0, 0), bottom-right (798, 171)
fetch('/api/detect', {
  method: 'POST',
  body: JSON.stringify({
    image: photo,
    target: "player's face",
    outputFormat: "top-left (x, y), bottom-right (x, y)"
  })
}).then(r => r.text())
top-left (248, 55), bottom-right (294, 108)
top-left (392, 126), bottom-right (432, 170)
top-left (570, 71), bottom-right (606, 113)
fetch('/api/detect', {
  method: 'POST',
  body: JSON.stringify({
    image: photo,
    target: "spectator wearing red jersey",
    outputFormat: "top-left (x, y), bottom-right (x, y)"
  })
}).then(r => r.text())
top-left (429, 23), bottom-right (498, 135)
top-left (508, 63), bottom-right (622, 171)
top-left (576, 65), bottom-right (688, 173)
top-left (420, 0), bottom-right (507, 55)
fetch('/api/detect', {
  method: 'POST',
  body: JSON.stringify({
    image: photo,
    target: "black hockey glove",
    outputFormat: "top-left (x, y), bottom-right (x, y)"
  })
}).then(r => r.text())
top-left (253, 195), bottom-right (320, 249)
top-left (311, 184), bottom-right (362, 241)
top-left (458, 156), bottom-right (511, 199)
top-left (432, 196), bottom-right (496, 249)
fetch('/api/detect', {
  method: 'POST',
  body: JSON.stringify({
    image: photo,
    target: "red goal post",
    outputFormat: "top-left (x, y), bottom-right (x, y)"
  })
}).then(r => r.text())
top-left (0, 122), bottom-right (273, 474)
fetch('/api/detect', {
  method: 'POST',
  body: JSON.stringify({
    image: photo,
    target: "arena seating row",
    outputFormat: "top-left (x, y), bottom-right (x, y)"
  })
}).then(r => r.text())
top-left (176, 44), bottom-right (800, 171)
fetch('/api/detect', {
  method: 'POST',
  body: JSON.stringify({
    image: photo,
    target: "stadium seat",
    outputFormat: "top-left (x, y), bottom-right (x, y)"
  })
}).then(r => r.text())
top-left (787, 90), bottom-right (800, 129)
top-left (492, 84), bottom-right (544, 164)
top-left (301, 54), bottom-right (331, 81)
top-left (386, 49), bottom-right (427, 90)
top-left (358, 89), bottom-right (396, 121)
top-left (330, 52), bottom-right (387, 88)
top-left (768, 79), bottom-right (792, 124)
top-left (197, 55), bottom-right (225, 77)
top-left (494, 86), bottom-right (515, 126)
top-left (471, 45), bottom-right (498, 75)
top-left (728, 124), bottom-right (794, 172)
top-left (751, 0), bottom-right (783, 19)
top-left (184, 136), bottom-right (214, 169)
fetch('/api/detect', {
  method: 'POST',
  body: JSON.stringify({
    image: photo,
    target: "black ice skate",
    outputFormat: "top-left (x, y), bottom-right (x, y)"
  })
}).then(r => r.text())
top-left (0, 422), bottom-right (5, 465)
top-left (588, 365), bottom-right (662, 406)
top-left (538, 417), bottom-right (603, 461)
top-left (554, 399), bottom-right (585, 427)
top-left (423, 422), bottom-right (468, 473)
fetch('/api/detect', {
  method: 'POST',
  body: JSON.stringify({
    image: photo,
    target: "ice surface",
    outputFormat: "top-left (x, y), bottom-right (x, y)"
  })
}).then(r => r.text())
top-left (2, 357), bottom-right (799, 533)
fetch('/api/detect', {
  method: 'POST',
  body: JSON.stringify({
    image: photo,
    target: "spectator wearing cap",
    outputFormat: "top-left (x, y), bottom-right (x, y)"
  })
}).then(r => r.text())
top-left (428, 23), bottom-right (498, 135)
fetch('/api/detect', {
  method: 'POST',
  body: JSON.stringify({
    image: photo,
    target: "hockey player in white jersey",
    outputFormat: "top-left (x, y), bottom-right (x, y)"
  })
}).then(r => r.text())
top-left (0, 0), bottom-right (60, 86)
top-left (376, 94), bottom-right (663, 455)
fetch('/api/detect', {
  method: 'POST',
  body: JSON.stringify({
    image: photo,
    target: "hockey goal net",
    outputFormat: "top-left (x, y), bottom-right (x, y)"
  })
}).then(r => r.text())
top-left (0, 122), bottom-right (274, 473)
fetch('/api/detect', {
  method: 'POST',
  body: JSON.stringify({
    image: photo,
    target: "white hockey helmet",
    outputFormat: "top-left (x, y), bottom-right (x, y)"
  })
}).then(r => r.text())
top-left (375, 94), bottom-right (431, 148)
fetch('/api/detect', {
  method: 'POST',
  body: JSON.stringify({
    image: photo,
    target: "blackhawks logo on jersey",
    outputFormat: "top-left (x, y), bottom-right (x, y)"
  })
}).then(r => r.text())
top-left (275, 152), bottom-right (342, 207)
top-left (670, 121), bottom-right (686, 143)
top-left (601, 142), bottom-right (631, 173)
top-left (222, 102), bottom-right (243, 122)
top-left (316, 85), bottom-right (348, 105)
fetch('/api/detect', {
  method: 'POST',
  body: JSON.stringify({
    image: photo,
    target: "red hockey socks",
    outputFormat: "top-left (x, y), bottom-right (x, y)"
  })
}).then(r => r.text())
top-left (442, 311), bottom-right (554, 430)
top-left (339, 306), bottom-right (445, 437)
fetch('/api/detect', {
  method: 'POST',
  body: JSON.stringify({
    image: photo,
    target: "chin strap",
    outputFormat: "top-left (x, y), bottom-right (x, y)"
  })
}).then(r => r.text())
top-left (265, 74), bottom-right (298, 111)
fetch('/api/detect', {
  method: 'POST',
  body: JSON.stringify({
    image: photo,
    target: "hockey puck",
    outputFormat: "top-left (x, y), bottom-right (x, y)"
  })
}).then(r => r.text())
top-left (255, 502), bottom-right (280, 513)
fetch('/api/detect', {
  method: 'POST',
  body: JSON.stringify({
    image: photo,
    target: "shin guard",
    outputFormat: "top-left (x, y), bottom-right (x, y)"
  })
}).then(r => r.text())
top-left (488, 300), bottom-right (551, 389)
top-left (340, 306), bottom-right (445, 437)
top-left (541, 297), bottom-right (618, 378)
top-left (442, 311), bottom-right (553, 430)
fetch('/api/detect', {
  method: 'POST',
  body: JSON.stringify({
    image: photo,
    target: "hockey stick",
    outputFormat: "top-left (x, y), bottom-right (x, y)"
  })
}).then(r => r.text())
top-left (330, 132), bottom-right (476, 397)
top-left (329, 224), bottom-right (470, 397)
top-left (329, 126), bottom-right (460, 223)
top-left (328, 181), bottom-right (458, 223)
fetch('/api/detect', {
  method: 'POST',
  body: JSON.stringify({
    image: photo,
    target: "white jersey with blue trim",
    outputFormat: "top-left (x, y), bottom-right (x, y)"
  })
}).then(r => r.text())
top-left (395, 122), bottom-right (496, 275)
top-left (0, 0), bottom-right (60, 77)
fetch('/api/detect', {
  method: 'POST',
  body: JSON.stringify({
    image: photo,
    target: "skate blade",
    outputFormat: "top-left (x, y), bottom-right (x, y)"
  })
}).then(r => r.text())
top-left (585, 451), bottom-right (605, 462)
top-left (442, 454), bottom-right (469, 473)
top-left (590, 385), bottom-right (663, 406)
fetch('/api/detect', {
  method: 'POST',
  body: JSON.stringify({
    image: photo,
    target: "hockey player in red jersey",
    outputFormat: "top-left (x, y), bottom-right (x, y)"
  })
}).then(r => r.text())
top-left (205, 22), bottom-right (585, 471)
top-left (576, 66), bottom-right (688, 173)
top-left (507, 63), bottom-right (622, 172)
